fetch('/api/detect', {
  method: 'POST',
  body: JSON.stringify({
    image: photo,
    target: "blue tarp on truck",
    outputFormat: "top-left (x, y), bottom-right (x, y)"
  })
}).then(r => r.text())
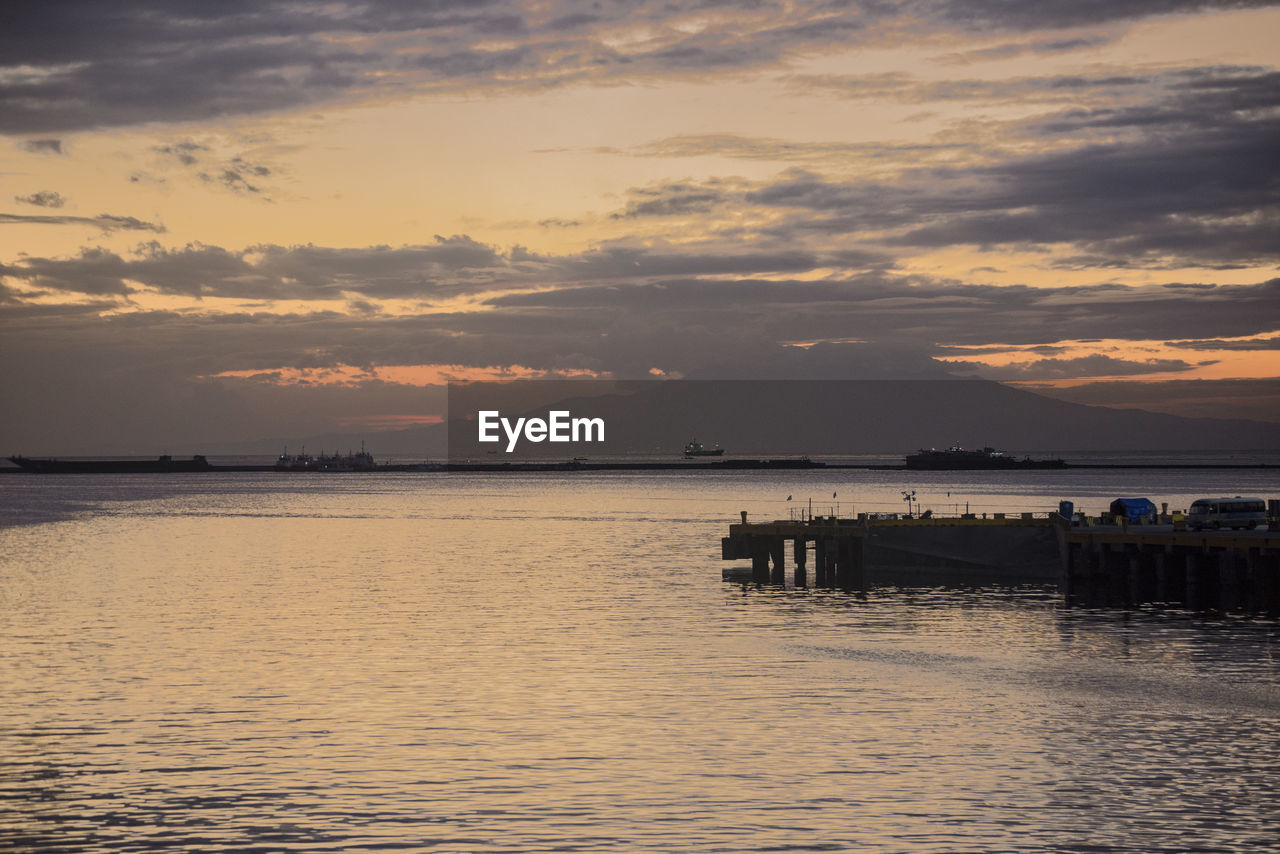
top-left (1109, 497), bottom-right (1156, 522)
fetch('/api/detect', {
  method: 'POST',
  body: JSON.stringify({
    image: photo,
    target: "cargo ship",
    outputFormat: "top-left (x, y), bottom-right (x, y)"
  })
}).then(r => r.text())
top-left (683, 439), bottom-right (725, 458)
top-left (7, 454), bottom-right (215, 473)
top-left (904, 445), bottom-right (1066, 470)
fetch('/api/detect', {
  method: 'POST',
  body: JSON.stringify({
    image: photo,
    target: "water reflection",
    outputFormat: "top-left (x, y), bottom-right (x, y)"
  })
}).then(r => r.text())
top-left (1, 473), bottom-right (1277, 852)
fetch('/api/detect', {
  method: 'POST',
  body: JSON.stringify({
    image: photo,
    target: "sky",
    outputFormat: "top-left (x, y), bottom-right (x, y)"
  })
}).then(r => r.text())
top-left (2, 1), bottom-right (1278, 453)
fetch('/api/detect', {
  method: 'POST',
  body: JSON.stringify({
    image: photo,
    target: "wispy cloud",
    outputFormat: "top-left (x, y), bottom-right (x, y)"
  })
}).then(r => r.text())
top-left (19, 138), bottom-right (62, 154)
top-left (153, 140), bottom-right (278, 197)
top-left (14, 189), bottom-right (66, 207)
top-left (0, 212), bottom-right (164, 232)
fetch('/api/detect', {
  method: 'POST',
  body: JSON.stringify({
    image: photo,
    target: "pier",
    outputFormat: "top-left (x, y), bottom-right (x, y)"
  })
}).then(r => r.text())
top-left (1061, 527), bottom-right (1280, 611)
top-left (722, 518), bottom-right (873, 588)
top-left (723, 515), bottom-right (1280, 612)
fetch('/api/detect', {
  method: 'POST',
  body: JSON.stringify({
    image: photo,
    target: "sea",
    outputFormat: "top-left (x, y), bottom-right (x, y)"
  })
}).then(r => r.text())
top-left (2, 466), bottom-right (1279, 853)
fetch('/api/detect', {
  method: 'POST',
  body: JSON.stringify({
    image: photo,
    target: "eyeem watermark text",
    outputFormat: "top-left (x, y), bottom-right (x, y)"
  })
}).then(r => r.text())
top-left (477, 410), bottom-right (605, 452)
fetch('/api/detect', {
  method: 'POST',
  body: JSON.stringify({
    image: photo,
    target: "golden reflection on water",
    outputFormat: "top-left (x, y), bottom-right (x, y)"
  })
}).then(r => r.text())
top-left (1, 471), bottom-right (1278, 851)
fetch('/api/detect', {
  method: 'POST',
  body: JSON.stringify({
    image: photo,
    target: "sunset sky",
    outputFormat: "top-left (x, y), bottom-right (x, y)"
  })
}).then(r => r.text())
top-left (2, 1), bottom-right (1278, 452)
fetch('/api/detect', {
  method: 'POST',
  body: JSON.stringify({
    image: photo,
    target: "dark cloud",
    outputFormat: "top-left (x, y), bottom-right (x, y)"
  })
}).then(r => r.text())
top-left (0, 237), bottom-right (894, 301)
top-left (918, 0), bottom-right (1277, 31)
top-left (20, 138), bottom-right (62, 154)
top-left (1, 236), bottom-right (519, 301)
top-left (934, 343), bottom-right (1069, 356)
top-left (3, 247), bottom-right (135, 295)
top-left (3, 1), bottom-right (1274, 133)
top-left (542, 244), bottom-right (891, 282)
top-left (937, 33), bottom-right (1118, 64)
top-left (6, 229), bottom-right (1274, 346)
top-left (788, 70), bottom-right (1148, 103)
top-left (486, 275), bottom-right (1280, 350)
top-left (611, 182), bottom-right (731, 218)
top-left (14, 190), bottom-right (66, 208)
top-left (1030, 66), bottom-right (1280, 136)
top-left (0, 212), bottom-right (164, 232)
top-left (609, 69), bottom-right (1279, 269)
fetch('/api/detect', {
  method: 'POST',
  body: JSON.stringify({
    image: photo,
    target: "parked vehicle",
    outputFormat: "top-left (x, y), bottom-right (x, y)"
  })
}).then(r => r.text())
top-left (1186, 496), bottom-right (1266, 531)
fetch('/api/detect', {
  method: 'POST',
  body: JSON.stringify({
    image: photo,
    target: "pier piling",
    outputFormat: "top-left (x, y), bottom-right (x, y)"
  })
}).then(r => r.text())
top-left (793, 537), bottom-right (808, 587)
top-left (814, 537), bottom-right (829, 587)
top-left (1060, 528), bottom-right (1279, 612)
top-left (770, 537), bottom-right (786, 586)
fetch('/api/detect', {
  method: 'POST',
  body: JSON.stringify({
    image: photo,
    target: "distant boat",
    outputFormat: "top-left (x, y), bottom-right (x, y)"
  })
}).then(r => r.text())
top-left (904, 445), bottom-right (1066, 470)
top-left (683, 439), bottom-right (725, 458)
top-left (8, 454), bottom-right (214, 474)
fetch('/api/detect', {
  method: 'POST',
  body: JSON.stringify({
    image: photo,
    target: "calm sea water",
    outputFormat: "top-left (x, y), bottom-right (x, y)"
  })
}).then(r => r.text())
top-left (2, 470), bottom-right (1279, 852)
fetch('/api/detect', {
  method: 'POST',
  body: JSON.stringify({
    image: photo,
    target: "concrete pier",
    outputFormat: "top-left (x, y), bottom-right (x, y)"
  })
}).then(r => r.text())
top-left (1060, 528), bottom-right (1280, 611)
top-left (724, 515), bottom-right (1280, 612)
top-left (723, 516), bottom-right (1059, 589)
top-left (722, 519), bottom-right (868, 589)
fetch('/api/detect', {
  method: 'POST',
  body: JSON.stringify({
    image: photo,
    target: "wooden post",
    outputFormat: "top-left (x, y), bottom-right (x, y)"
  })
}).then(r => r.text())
top-left (1185, 552), bottom-right (1201, 609)
top-left (836, 536), bottom-right (864, 589)
top-left (1245, 549), bottom-right (1278, 614)
top-left (1090, 545), bottom-right (1111, 604)
top-left (1061, 541), bottom-right (1075, 602)
top-left (849, 535), bottom-right (865, 588)
top-left (1155, 550), bottom-right (1169, 603)
top-left (751, 537), bottom-right (770, 584)
top-left (1243, 549), bottom-right (1259, 611)
top-left (793, 537), bottom-right (808, 588)
top-left (814, 537), bottom-right (828, 587)
top-left (1105, 545), bottom-right (1122, 603)
top-left (1218, 551), bottom-right (1238, 611)
top-left (770, 536), bottom-right (786, 585)
top-left (1127, 553), bottom-right (1143, 606)
top-left (828, 538), bottom-right (840, 588)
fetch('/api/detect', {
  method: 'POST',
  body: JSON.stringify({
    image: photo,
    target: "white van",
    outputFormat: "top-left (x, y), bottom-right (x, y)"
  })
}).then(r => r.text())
top-left (1186, 497), bottom-right (1266, 531)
